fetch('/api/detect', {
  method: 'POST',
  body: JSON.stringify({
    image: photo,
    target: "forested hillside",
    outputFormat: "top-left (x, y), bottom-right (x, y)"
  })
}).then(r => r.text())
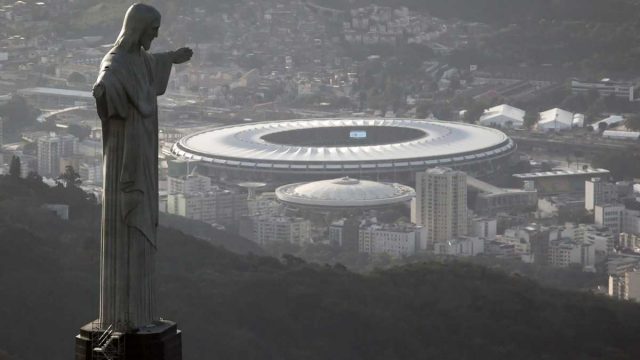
top-left (1, 175), bottom-right (640, 360)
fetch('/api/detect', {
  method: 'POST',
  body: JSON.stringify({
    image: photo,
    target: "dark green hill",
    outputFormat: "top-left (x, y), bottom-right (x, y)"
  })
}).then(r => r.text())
top-left (1, 175), bottom-right (640, 359)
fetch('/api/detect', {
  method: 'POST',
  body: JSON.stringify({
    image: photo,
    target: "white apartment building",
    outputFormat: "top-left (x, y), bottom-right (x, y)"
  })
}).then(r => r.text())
top-left (547, 238), bottom-right (595, 270)
top-left (470, 217), bottom-right (497, 241)
top-left (412, 167), bottom-right (467, 246)
top-left (434, 236), bottom-right (484, 257)
top-left (37, 133), bottom-right (77, 177)
top-left (503, 227), bottom-right (533, 255)
top-left (250, 216), bottom-right (311, 246)
top-left (167, 189), bottom-right (248, 226)
top-left (619, 233), bottom-right (640, 252)
top-left (358, 223), bottom-right (426, 257)
top-left (561, 223), bottom-right (614, 258)
top-left (168, 174), bottom-right (212, 194)
top-left (585, 178), bottom-right (616, 211)
top-left (247, 192), bottom-right (281, 216)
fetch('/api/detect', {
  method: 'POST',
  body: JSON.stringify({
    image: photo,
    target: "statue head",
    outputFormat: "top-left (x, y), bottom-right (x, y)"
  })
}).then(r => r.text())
top-left (114, 3), bottom-right (161, 52)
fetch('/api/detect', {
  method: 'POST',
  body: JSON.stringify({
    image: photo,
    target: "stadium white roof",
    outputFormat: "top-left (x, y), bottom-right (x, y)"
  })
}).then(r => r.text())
top-left (537, 108), bottom-right (574, 131)
top-left (172, 118), bottom-right (515, 172)
top-left (276, 177), bottom-right (415, 208)
top-left (478, 104), bottom-right (525, 128)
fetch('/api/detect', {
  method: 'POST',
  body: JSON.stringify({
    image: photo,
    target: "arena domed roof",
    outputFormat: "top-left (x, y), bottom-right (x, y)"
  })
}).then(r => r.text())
top-left (275, 177), bottom-right (415, 208)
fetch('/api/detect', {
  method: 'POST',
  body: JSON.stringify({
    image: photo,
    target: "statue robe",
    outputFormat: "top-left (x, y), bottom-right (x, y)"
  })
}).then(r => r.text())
top-left (94, 47), bottom-right (172, 330)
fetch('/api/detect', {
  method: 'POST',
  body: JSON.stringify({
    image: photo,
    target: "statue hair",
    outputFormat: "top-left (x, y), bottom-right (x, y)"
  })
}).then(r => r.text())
top-left (114, 3), bottom-right (161, 51)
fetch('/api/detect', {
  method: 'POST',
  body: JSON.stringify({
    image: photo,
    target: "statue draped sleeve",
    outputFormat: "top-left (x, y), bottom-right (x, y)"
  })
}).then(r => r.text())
top-left (93, 50), bottom-right (173, 247)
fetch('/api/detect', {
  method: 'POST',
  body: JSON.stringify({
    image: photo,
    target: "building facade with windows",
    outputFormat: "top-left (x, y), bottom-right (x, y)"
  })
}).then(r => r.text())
top-left (37, 133), bottom-right (77, 177)
top-left (412, 167), bottom-right (467, 246)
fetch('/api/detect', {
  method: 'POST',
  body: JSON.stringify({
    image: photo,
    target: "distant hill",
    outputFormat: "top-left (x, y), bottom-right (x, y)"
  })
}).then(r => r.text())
top-left (313, 0), bottom-right (640, 24)
top-left (1, 175), bottom-right (640, 359)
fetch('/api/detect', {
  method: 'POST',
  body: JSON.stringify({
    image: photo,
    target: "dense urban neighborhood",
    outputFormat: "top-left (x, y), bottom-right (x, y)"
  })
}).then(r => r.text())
top-left (3, 0), bottom-right (640, 359)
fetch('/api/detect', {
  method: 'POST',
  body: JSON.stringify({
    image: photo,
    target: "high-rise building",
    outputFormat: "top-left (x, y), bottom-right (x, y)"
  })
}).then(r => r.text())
top-left (594, 204), bottom-right (625, 237)
top-left (585, 178), bottom-right (616, 211)
top-left (37, 133), bottom-right (77, 177)
top-left (412, 167), bottom-right (467, 246)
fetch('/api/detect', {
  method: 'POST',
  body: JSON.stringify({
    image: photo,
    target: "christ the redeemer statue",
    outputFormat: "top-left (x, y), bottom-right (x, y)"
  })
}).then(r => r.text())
top-left (93, 3), bottom-right (192, 331)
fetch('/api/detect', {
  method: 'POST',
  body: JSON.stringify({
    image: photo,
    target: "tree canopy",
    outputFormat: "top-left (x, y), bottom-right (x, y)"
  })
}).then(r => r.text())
top-left (1, 174), bottom-right (640, 359)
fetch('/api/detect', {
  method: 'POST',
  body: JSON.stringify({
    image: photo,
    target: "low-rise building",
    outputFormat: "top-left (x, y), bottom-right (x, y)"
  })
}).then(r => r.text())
top-left (536, 108), bottom-right (574, 132)
top-left (571, 79), bottom-right (639, 101)
top-left (240, 215), bottom-right (311, 246)
top-left (168, 174), bottom-right (211, 194)
top-left (17, 87), bottom-right (93, 108)
top-left (478, 104), bottom-right (525, 128)
top-left (467, 176), bottom-right (537, 216)
top-left (619, 233), bottom-right (640, 252)
top-left (167, 189), bottom-right (248, 226)
top-left (359, 223), bottom-right (426, 257)
top-left (562, 223), bottom-right (614, 259)
top-left (608, 257), bottom-right (640, 302)
top-left (547, 237), bottom-right (595, 271)
top-left (434, 236), bottom-right (484, 257)
top-left (469, 217), bottom-right (497, 241)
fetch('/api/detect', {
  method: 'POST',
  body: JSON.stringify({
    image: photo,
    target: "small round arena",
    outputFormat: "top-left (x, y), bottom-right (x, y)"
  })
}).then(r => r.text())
top-left (275, 177), bottom-right (416, 210)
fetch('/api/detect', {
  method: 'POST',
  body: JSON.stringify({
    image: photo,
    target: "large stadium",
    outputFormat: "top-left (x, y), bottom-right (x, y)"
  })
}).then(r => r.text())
top-left (171, 118), bottom-right (516, 184)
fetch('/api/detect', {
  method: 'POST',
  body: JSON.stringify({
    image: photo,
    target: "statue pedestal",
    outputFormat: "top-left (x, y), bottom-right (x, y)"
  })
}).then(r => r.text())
top-left (75, 320), bottom-right (182, 360)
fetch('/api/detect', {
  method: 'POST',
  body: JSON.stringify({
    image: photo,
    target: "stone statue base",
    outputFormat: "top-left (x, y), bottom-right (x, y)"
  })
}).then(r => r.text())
top-left (75, 320), bottom-right (182, 360)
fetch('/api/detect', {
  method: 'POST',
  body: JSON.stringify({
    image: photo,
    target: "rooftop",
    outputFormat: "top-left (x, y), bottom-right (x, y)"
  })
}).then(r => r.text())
top-left (17, 87), bottom-right (93, 98)
top-left (513, 168), bottom-right (610, 179)
top-left (467, 176), bottom-right (534, 195)
top-left (276, 177), bottom-right (415, 208)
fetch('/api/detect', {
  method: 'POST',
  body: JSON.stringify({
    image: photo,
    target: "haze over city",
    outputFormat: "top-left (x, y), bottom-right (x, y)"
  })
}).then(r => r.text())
top-left (1, 0), bottom-right (640, 359)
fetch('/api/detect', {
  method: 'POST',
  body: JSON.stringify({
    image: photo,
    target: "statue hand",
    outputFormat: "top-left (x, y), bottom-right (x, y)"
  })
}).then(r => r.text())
top-left (92, 83), bottom-right (105, 98)
top-left (171, 47), bottom-right (193, 64)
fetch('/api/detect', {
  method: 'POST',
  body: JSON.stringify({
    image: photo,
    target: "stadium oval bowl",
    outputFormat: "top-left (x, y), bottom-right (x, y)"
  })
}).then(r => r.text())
top-left (171, 118), bottom-right (516, 181)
